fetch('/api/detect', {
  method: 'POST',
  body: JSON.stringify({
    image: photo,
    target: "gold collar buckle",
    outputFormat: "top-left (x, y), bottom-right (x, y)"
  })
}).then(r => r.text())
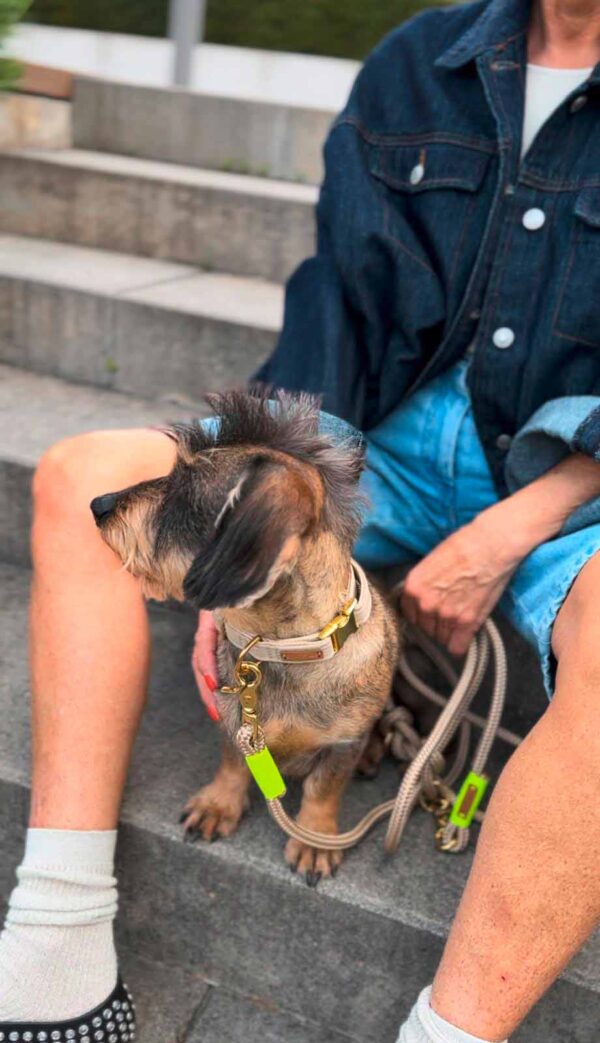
top-left (318, 597), bottom-right (359, 654)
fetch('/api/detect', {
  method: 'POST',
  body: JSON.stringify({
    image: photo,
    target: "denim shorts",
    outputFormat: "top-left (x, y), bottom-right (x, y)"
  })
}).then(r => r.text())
top-left (354, 361), bottom-right (600, 697)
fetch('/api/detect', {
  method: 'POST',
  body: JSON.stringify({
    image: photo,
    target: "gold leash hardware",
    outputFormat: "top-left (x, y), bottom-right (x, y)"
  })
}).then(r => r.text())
top-left (318, 597), bottom-right (358, 653)
top-left (220, 635), bottom-right (263, 743)
top-left (419, 778), bottom-right (461, 853)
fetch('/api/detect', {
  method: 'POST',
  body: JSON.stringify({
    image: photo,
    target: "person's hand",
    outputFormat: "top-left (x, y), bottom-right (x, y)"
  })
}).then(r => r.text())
top-left (192, 610), bottom-right (220, 721)
top-left (401, 452), bottom-right (600, 656)
top-left (401, 513), bottom-right (520, 656)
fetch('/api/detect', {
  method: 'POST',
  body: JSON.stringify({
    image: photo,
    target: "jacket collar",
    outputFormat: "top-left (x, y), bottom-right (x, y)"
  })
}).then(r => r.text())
top-left (436, 0), bottom-right (600, 86)
top-left (436, 0), bottom-right (531, 70)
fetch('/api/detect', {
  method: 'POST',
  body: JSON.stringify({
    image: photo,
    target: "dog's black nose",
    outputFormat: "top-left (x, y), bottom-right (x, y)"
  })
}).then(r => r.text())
top-left (90, 493), bottom-right (118, 524)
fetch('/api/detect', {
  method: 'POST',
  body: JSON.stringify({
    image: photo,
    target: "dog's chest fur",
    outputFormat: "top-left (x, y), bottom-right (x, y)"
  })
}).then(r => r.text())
top-left (215, 584), bottom-right (400, 776)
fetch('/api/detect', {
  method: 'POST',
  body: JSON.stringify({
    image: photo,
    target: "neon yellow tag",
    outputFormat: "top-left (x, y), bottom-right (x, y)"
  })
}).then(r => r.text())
top-left (449, 772), bottom-right (489, 829)
top-left (245, 746), bottom-right (286, 800)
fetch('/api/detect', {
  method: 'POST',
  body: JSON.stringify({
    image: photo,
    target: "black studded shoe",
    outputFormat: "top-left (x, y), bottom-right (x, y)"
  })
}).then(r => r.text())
top-left (0, 977), bottom-right (135, 1043)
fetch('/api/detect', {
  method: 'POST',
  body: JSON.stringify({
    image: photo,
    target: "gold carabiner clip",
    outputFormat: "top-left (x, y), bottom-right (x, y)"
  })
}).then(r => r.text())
top-left (220, 635), bottom-right (262, 695)
top-left (220, 636), bottom-right (263, 741)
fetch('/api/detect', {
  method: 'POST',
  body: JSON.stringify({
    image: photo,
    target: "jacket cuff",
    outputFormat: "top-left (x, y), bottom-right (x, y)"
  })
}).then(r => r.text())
top-left (572, 403), bottom-right (600, 459)
top-left (505, 396), bottom-right (600, 536)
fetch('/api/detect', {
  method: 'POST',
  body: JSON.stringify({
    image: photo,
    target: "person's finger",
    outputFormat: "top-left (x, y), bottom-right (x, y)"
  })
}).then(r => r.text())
top-left (415, 608), bottom-right (437, 639)
top-left (191, 650), bottom-right (220, 720)
top-left (196, 610), bottom-right (218, 663)
top-left (447, 623), bottom-right (477, 657)
top-left (433, 614), bottom-right (454, 649)
top-left (192, 611), bottom-right (220, 720)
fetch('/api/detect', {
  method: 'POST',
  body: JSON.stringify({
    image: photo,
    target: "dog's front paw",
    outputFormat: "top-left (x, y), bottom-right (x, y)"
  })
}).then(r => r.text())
top-left (180, 782), bottom-right (248, 843)
top-left (284, 836), bottom-right (343, 886)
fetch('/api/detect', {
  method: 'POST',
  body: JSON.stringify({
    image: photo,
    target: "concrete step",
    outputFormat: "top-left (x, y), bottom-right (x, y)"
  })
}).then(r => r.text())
top-left (0, 149), bottom-right (316, 284)
top-left (1, 560), bottom-right (598, 1043)
top-left (0, 235), bottom-right (281, 400)
top-left (73, 77), bottom-right (333, 185)
top-left (0, 363), bottom-right (205, 566)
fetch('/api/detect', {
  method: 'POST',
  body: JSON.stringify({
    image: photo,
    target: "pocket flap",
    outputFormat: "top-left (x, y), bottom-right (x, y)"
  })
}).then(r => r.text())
top-left (574, 188), bottom-right (600, 228)
top-left (369, 140), bottom-right (492, 193)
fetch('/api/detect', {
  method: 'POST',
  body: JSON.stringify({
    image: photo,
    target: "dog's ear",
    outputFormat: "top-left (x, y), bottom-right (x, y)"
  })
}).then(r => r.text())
top-left (183, 457), bottom-right (320, 610)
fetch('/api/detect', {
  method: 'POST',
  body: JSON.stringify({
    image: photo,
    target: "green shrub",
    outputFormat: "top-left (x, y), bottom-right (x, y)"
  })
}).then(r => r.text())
top-left (0, 0), bottom-right (30, 88)
top-left (27, 0), bottom-right (449, 60)
top-left (206, 0), bottom-right (449, 60)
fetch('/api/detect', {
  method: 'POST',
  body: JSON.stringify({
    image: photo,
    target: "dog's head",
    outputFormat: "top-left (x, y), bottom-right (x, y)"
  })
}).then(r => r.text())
top-left (91, 392), bottom-right (365, 609)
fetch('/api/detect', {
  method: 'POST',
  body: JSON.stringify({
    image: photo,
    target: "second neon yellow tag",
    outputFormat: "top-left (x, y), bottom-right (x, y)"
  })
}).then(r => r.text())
top-left (245, 746), bottom-right (287, 800)
top-left (449, 772), bottom-right (489, 829)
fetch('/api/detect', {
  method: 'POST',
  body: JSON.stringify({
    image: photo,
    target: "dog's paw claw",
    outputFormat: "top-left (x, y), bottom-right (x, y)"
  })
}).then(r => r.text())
top-left (284, 836), bottom-right (343, 881)
top-left (181, 784), bottom-right (247, 843)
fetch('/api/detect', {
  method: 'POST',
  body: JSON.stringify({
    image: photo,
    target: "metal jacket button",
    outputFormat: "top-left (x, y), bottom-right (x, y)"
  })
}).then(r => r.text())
top-left (522, 208), bottom-right (546, 231)
top-left (410, 163), bottom-right (425, 185)
top-left (492, 327), bottom-right (515, 349)
top-left (496, 434), bottom-right (512, 451)
top-left (570, 95), bottom-right (588, 113)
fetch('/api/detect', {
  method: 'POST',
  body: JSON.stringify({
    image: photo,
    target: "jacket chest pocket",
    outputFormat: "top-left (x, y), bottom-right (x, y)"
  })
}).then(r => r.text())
top-left (554, 188), bottom-right (600, 349)
top-left (368, 140), bottom-right (492, 285)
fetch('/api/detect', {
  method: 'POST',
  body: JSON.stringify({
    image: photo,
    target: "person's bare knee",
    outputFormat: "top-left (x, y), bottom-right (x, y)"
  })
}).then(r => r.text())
top-left (33, 428), bottom-right (177, 522)
top-left (550, 552), bottom-right (600, 750)
top-left (552, 550), bottom-right (600, 664)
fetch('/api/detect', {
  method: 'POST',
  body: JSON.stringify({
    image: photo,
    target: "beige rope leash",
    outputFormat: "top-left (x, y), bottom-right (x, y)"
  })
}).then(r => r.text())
top-left (230, 617), bottom-right (517, 856)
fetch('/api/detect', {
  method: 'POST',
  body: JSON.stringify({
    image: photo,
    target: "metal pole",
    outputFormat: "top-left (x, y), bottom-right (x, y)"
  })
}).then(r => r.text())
top-left (168, 0), bottom-right (206, 88)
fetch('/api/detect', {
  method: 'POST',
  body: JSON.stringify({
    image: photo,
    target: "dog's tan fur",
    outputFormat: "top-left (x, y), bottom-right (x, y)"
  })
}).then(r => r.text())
top-left (94, 393), bottom-right (402, 884)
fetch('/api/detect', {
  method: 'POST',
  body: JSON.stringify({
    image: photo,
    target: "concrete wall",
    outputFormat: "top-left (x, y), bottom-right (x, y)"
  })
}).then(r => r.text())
top-left (10, 24), bottom-right (358, 112)
top-left (73, 77), bottom-right (333, 183)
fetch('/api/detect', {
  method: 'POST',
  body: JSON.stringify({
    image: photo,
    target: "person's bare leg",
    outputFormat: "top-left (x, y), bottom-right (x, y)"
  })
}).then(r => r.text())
top-left (429, 552), bottom-right (600, 1040)
top-left (29, 427), bottom-right (177, 829)
top-left (0, 427), bottom-right (177, 1023)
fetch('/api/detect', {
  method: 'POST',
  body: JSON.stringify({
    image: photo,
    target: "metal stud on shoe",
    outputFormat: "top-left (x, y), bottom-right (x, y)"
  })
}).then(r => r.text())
top-left (0, 980), bottom-right (135, 1043)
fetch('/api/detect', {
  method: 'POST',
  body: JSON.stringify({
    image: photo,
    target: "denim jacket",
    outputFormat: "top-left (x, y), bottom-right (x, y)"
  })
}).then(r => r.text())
top-left (256, 0), bottom-right (600, 499)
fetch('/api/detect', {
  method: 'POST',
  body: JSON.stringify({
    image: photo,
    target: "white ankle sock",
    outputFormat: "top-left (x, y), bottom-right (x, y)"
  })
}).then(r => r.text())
top-left (397, 987), bottom-right (507, 1043)
top-left (0, 828), bottom-right (119, 1021)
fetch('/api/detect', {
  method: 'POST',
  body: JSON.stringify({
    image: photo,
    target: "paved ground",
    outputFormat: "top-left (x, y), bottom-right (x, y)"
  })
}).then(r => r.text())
top-left (121, 949), bottom-right (358, 1043)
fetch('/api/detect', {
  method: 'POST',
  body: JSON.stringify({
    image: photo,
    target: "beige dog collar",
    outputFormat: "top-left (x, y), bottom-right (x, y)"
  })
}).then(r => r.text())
top-left (218, 559), bottom-right (372, 664)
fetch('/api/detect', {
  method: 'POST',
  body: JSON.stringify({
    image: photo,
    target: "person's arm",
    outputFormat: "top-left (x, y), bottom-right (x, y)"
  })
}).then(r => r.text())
top-left (402, 453), bottom-right (600, 655)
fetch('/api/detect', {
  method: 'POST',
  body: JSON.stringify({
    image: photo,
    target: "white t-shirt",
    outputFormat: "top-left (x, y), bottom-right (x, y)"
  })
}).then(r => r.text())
top-left (522, 63), bottom-right (592, 157)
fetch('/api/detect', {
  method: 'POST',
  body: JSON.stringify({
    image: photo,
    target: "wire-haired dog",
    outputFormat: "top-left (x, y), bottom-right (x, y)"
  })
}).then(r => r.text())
top-left (91, 393), bottom-right (401, 884)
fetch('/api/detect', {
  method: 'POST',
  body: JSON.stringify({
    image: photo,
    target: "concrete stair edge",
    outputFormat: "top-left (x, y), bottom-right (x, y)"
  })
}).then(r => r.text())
top-left (72, 77), bottom-right (334, 184)
top-left (0, 236), bottom-right (281, 401)
top-left (0, 149), bottom-right (317, 284)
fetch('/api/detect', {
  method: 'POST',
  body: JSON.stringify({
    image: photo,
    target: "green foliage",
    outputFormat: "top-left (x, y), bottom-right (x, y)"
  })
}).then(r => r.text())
top-left (26, 0), bottom-right (448, 60)
top-left (0, 0), bottom-right (30, 88)
top-left (27, 0), bottom-right (167, 38)
top-left (206, 0), bottom-right (449, 60)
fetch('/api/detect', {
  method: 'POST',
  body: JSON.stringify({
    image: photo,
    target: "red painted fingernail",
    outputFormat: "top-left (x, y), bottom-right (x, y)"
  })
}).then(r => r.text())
top-left (204, 673), bottom-right (217, 692)
top-left (207, 704), bottom-right (220, 722)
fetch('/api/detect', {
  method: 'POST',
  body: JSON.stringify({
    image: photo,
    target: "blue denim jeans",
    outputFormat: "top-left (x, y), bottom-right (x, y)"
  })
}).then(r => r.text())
top-left (355, 361), bottom-right (600, 696)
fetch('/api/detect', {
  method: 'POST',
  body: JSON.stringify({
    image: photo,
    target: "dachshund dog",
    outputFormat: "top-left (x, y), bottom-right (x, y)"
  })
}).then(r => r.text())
top-left (91, 393), bottom-right (401, 884)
